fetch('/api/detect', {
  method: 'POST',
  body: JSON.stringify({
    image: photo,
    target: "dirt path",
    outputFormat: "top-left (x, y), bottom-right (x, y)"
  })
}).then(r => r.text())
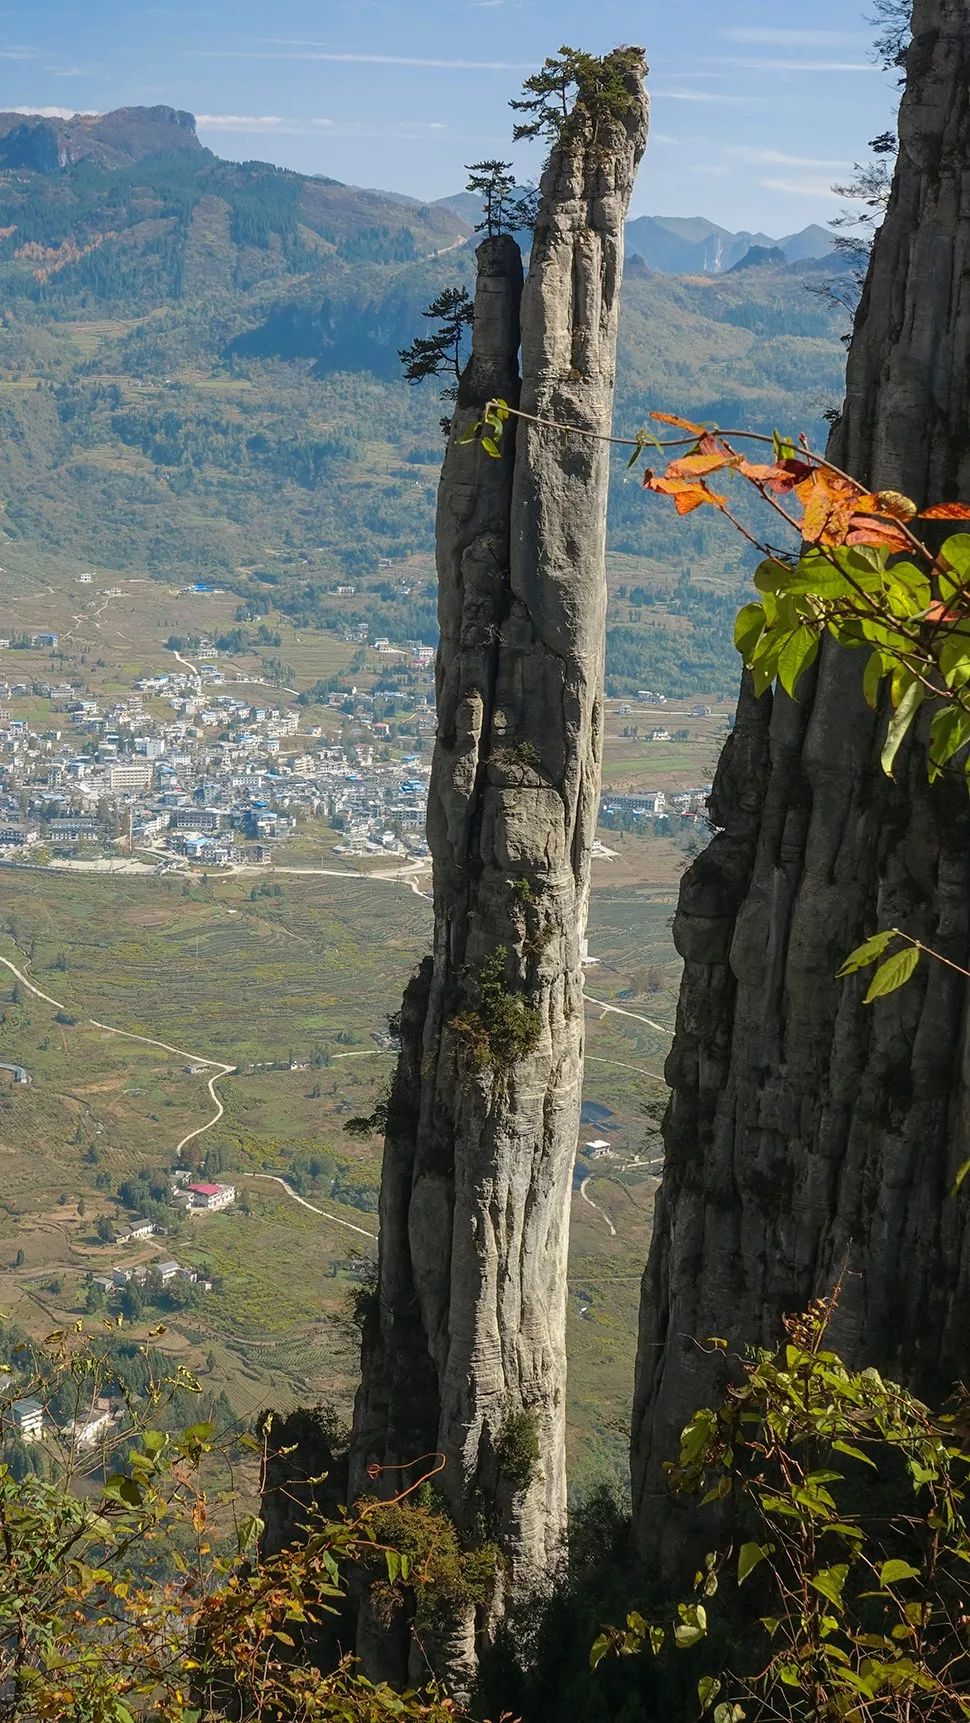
top-left (583, 991), bottom-right (673, 1039)
top-left (0, 952), bottom-right (235, 1158)
top-left (578, 1175), bottom-right (617, 1238)
top-left (249, 1173), bottom-right (377, 1243)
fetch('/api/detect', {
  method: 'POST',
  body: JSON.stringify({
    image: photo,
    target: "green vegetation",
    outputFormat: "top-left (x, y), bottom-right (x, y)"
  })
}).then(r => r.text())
top-left (496, 1410), bottom-right (541, 1490)
top-left (0, 126), bottom-right (845, 697)
top-left (366, 1498), bottom-right (499, 1631)
top-left (451, 946), bottom-right (543, 1073)
top-left (0, 1323), bottom-right (463, 1721)
top-left (593, 1295), bottom-right (970, 1723)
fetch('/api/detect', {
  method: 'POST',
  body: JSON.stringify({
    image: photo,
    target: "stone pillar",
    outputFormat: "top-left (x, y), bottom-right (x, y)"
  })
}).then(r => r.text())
top-left (350, 50), bottom-right (648, 1687)
top-left (631, 0), bottom-right (970, 1569)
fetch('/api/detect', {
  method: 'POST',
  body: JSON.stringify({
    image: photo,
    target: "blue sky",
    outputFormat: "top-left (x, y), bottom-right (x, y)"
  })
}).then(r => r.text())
top-left (7, 0), bottom-right (900, 233)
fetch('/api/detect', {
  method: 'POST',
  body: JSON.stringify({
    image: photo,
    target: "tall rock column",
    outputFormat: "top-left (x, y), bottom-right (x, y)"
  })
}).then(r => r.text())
top-left (350, 49), bottom-right (648, 1683)
top-left (631, 0), bottom-right (970, 1565)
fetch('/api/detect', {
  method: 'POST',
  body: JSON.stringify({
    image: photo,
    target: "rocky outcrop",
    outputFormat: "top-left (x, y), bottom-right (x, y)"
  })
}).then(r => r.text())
top-left (631, 0), bottom-right (970, 1565)
top-left (349, 50), bottom-right (648, 1686)
top-left (0, 106), bottom-right (200, 173)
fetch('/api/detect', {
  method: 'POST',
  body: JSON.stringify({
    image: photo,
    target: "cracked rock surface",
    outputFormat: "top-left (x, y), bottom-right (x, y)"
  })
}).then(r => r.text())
top-left (348, 54), bottom-right (648, 1687)
top-left (631, 0), bottom-right (970, 1569)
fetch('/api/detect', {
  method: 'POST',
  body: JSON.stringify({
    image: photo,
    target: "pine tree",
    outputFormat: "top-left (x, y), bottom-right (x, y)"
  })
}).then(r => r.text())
top-left (510, 45), bottom-right (639, 153)
top-left (464, 160), bottom-right (537, 238)
top-left (398, 286), bottom-right (474, 434)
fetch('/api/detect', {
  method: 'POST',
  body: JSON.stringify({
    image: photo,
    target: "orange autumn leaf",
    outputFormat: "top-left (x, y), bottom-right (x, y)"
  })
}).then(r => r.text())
top-left (925, 601), bottom-right (963, 623)
top-left (643, 471), bottom-right (726, 514)
top-left (842, 491), bottom-right (887, 516)
top-left (919, 501), bottom-right (970, 520)
top-left (664, 450), bottom-right (732, 479)
top-left (649, 410), bottom-right (707, 435)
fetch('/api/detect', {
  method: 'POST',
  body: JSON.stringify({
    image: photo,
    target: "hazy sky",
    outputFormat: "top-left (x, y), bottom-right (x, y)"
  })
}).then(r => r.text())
top-left (10, 0), bottom-right (900, 233)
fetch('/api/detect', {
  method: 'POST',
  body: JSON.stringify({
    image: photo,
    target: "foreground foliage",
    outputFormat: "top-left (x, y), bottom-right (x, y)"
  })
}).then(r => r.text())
top-left (0, 1321), bottom-right (480, 1721)
top-left (594, 1296), bottom-right (970, 1720)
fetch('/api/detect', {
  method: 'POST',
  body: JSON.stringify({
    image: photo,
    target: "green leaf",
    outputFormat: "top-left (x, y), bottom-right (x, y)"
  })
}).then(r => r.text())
top-left (480, 436), bottom-right (501, 459)
top-left (713, 1707), bottom-right (745, 1723)
top-left (674, 1603), bottom-right (707, 1648)
top-left (831, 1439), bottom-right (878, 1471)
top-left (457, 422), bottom-right (481, 446)
top-left (737, 1542), bottom-right (767, 1585)
top-left (954, 1157), bottom-right (970, 1193)
top-left (734, 602), bottom-right (766, 663)
top-left (837, 929), bottom-right (897, 976)
top-left (589, 1633), bottom-right (611, 1671)
top-left (753, 558), bottom-right (794, 595)
top-left (862, 650), bottom-right (887, 710)
top-left (881, 678), bottom-right (923, 778)
top-left (929, 704), bottom-right (970, 778)
top-left (777, 625), bottom-right (820, 699)
top-left (879, 1559), bottom-right (920, 1586)
top-left (698, 1675), bottom-right (722, 1712)
top-left (810, 1564), bottom-right (848, 1608)
top-left (864, 944), bottom-right (920, 1003)
top-left (385, 1549), bottom-right (401, 1585)
top-left (938, 532), bottom-right (970, 580)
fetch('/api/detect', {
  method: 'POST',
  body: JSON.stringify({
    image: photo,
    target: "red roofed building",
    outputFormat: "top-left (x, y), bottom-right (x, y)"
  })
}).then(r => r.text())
top-left (186, 1181), bottom-right (235, 1212)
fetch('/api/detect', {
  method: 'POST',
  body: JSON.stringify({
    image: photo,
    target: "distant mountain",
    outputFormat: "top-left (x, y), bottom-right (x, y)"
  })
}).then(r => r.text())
top-left (777, 223), bottom-right (834, 262)
top-left (0, 105), bottom-right (201, 173)
top-left (0, 105), bottom-right (850, 696)
top-left (729, 245), bottom-right (788, 272)
top-left (623, 214), bottom-right (834, 274)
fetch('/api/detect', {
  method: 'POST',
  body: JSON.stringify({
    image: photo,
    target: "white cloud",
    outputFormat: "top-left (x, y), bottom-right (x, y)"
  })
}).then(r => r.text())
top-left (721, 57), bottom-right (879, 73)
top-left (190, 45), bottom-right (529, 69)
top-left (728, 146), bottom-right (848, 170)
top-left (759, 175), bottom-right (843, 199)
top-left (196, 114), bottom-right (284, 130)
top-left (0, 46), bottom-right (37, 59)
top-left (721, 27), bottom-right (863, 47)
top-left (6, 104), bottom-right (98, 117)
top-left (659, 89), bottom-right (753, 104)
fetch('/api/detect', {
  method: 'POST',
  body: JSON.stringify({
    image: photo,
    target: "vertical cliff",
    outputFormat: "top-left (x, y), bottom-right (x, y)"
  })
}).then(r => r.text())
top-left (631, 0), bottom-right (970, 1563)
top-left (349, 49), bottom-right (648, 1684)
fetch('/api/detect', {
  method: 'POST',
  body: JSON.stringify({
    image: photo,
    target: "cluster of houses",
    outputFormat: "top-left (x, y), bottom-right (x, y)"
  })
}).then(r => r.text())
top-left (88, 1256), bottom-right (213, 1298)
top-left (9, 1392), bottom-right (123, 1450)
top-left (0, 638), bottom-right (438, 864)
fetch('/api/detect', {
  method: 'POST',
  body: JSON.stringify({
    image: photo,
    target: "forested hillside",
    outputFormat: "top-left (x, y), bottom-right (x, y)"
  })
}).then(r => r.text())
top-left (0, 107), bottom-right (849, 695)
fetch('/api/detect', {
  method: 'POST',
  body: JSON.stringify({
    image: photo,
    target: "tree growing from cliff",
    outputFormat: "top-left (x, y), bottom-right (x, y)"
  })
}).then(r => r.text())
top-left (464, 160), bottom-right (538, 238)
top-left (510, 44), bottom-right (643, 152)
top-left (398, 286), bottom-right (474, 433)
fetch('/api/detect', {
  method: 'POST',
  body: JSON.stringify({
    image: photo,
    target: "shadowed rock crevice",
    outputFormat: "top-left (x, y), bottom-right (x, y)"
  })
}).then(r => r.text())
top-left (631, 0), bottom-right (970, 1571)
top-left (348, 51), bottom-right (648, 1689)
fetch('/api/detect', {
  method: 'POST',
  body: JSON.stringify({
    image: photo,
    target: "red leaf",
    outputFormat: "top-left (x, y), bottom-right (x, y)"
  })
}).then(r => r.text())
top-left (919, 502), bottom-right (970, 520)
top-left (649, 410), bottom-right (707, 435)
top-left (845, 518), bottom-right (913, 551)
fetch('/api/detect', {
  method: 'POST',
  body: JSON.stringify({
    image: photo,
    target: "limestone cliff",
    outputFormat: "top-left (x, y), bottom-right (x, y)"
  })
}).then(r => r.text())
top-left (349, 50), bottom-right (648, 1684)
top-left (631, 0), bottom-right (970, 1563)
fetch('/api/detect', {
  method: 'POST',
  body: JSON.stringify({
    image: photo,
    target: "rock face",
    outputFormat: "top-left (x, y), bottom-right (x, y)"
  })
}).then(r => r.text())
top-left (0, 106), bottom-right (200, 173)
top-left (631, 0), bottom-right (970, 1565)
top-left (349, 50), bottom-right (648, 1684)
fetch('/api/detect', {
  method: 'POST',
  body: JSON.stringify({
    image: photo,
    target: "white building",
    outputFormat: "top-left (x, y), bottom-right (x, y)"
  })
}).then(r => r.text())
top-left (11, 1397), bottom-right (45, 1441)
top-left (187, 1181), bottom-right (236, 1212)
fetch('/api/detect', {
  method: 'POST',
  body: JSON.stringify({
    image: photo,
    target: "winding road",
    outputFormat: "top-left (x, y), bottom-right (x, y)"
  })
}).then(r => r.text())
top-left (579, 1174), bottom-right (617, 1238)
top-left (0, 954), bottom-right (234, 1159)
top-left (250, 1174), bottom-right (377, 1243)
